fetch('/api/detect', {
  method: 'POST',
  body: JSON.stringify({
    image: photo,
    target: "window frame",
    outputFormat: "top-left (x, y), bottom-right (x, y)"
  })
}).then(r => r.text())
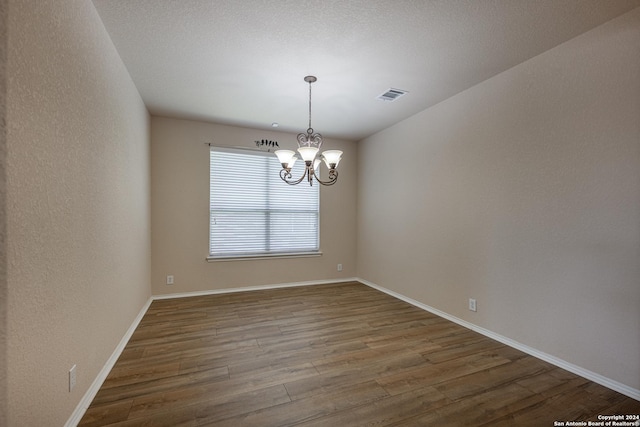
top-left (207, 146), bottom-right (321, 261)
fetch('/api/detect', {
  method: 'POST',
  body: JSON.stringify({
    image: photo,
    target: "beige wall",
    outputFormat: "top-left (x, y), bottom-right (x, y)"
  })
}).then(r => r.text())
top-left (7, 1), bottom-right (151, 425)
top-left (357, 8), bottom-right (640, 391)
top-left (0, 0), bottom-right (6, 424)
top-left (151, 116), bottom-right (357, 295)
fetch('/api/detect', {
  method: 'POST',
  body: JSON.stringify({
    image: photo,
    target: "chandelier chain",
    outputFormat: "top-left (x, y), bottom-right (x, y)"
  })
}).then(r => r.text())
top-left (308, 81), bottom-right (313, 132)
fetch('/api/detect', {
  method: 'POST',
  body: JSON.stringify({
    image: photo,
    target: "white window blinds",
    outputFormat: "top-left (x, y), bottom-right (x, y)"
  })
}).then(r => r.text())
top-left (209, 147), bottom-right (320, 258)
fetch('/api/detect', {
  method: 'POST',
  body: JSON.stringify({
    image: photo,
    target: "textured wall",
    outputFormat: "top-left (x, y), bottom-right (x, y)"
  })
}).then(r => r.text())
top-left (151, 116), bottom-right (357, 295)
top-left (357, 8), bottom-right (640, 391)
top-left (0, 0), bottom-right (7, 424)
top-left (7, 1), bottom-right (151, 425)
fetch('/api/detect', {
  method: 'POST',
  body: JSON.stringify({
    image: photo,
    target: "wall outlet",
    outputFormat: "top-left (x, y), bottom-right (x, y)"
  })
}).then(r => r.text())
top-left (69, 365), bottom-right (77, 392)
top-left (166, 275), bottom-right (174, 285)
top-left (337, 264), bottom-right (343, 272)
top-left (468, 298), bottom-right (477, 312)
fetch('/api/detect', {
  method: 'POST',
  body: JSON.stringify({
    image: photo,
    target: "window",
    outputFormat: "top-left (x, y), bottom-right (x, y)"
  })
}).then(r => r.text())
top-left (209, 147), bottom-right (320, 259)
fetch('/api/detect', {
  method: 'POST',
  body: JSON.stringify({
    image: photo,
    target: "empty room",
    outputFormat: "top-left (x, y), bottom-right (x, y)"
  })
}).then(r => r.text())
top-left (4, 0), bottom-right (640, 426)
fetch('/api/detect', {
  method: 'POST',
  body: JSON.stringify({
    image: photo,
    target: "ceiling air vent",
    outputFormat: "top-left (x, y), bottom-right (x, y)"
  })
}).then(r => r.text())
top-left (377, 88), bottom-right (408, 102)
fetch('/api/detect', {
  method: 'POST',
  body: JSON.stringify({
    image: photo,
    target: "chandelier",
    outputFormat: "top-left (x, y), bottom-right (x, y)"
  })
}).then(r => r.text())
top-left (274, 76), bottom-right (343, 186)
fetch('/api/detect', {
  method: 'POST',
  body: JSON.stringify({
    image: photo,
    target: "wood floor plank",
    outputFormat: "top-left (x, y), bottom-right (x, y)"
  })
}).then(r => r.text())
top-left (285, 351), bottom-right (430, 401)
top-left (295, 386), bottom-right (451, 427)
top-left (204, 381), bottom-right (390, 427)
top-left (90, 365), bottom-right (230, 407)
top-left (79, 282), bottom-right (640, 426)
top-left (102, 362), bottom-right (182, 389)
top-left (98, 406), bottom-right (197, 427)
top-left (310, 345), bottom-right (427, 375)
top-left (398, 382), bottom-right (543, 426)
top-left (192, 384), bottom-right (291, 425)
top-left (79, 400), bottom-right (133, 427)
top-left (433, 355), bottom-right (552, 401)
top-left (376, 350), bottom-right (513, 396)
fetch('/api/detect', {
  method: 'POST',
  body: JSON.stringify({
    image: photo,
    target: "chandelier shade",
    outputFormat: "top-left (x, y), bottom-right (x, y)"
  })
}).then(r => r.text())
top-left (321, 150), bottom-right (342, 169)
top-left (298, 147), bottom-right (319, 162)
top-left (274, 150), bottom-right (295, 166)
top-left (274, 76), bottom-right (343, 186)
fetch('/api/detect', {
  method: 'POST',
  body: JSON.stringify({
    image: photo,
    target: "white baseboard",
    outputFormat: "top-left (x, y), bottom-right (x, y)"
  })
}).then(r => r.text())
top-left (357, 277), bottom-right (640, 401)
top-left (152, 277), bottom-right (359, 300)
top-left (65, 297), bottom-right (153, 427)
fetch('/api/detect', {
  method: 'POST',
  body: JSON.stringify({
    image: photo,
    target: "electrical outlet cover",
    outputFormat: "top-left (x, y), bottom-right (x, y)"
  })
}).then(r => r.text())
top-left (69, 365), bottom-right (77, 392)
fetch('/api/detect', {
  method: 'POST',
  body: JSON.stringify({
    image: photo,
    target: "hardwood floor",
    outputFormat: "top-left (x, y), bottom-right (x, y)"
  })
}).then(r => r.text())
top-left (79, 282), bottom-right (640, 426)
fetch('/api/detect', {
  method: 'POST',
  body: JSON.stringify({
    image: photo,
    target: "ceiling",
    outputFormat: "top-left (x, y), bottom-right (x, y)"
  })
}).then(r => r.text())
top-left (92, 0), bottom-right (640, 141)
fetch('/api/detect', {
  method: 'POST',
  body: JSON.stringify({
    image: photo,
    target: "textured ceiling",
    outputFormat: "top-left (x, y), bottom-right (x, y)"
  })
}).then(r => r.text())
top-left (92, 0), bottom-right (640, 141)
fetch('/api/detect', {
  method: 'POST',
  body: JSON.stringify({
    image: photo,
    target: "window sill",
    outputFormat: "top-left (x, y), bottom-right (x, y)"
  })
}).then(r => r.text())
top-left (207, 251), bottom-right (323, 262)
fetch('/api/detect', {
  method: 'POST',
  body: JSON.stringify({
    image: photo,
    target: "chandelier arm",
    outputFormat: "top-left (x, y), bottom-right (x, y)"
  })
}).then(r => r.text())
top-left (280, 167), bottom-right (308, 185)
top-left (311, 168), bottom-right (338, 186)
